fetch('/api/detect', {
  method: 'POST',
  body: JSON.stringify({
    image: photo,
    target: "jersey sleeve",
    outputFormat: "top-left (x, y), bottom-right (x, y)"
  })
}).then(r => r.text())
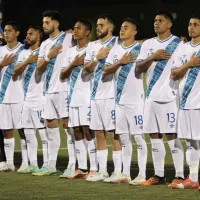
top-left (38, 42), bottom-right (45, 59)
top-left (172, 42), bottom-right (184, 69)
top-left (136, 40), bottom-right (149, 62)
top-left (84, 42), bottom-right (93, 63)
top-left (105, 46), bottom-right (116, 65)
top-left (61, 49), bottom-right (71, 69)
top-left (16, 50), bottom-right (25, 63)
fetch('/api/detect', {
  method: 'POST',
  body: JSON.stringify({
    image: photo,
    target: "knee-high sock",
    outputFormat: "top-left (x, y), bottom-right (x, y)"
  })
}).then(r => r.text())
top-left (25, 129), bottom-right (38, 166)
top-left (120, 134), bottom-right (132, 176)
top-left (97, 149), bottom-right (108, 173)
top-left (38, 129), bottom-right (48, 166)
top-left (46, 127), bottom-right (60, 169)
top-left (4, 138), bottom-right (15, 165)
top-left (134, 135), bottom-right (147, 179)
top-left (20, 139), bottom-right (28, 165)
top-left (87, 139), bottom-right (98, 171)
top-left (65, 128), bottom-right (76, 169)
top-left (151, 139), bottom-right (166, 177)
top-left (186, 139), bottom-right (200, 182)
top-left (168, 138), bottom-right (184, 178)
top-left (0, 130), bottom-right (6, 162)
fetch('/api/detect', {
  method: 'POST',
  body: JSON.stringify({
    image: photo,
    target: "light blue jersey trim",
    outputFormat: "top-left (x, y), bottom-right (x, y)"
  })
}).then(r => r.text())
top-left (116, 43), bottom-right (141, 104)
top-left (0, 45), bottom-right (25, 103)
top-left (146, 37), bottom-right (181, 98)
top-left (180, 50), bottom-right (200, 109)
top-left (156, 34), bottom-right (173, 43)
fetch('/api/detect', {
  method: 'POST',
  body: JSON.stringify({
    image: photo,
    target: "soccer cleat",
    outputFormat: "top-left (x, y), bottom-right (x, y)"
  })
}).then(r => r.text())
top-left (84, 170), bottom-right (97, 179)
top-left (0, 162), bottom-right (8, 172)
top-left (59, 163), bottom-right (76, 178)
top-left (17, 163), bottom-right (29, 173)
top-left (169, 177), bottom-right (199, 189)
top-left (32, 167), bottom-right (57, 176)
top-left (112, 173), bottom-right (131, 184)
top-left (5, 164), bottom-right (15, 172)
top-left (86, 171), bottom-right (109, 182)
top-left (168, 177), bottom-right (185, 188)
top-left (17, 165), bottom-right (39, 174)
top-left (138, 175), bottom-right (166, 186)
top-left (130, 176), bottom-right (146, 185)
top-left (66, 169), bottom-right (88, 179)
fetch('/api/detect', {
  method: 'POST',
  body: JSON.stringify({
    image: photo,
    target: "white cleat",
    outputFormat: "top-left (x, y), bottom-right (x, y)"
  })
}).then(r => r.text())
top-left (86, 171), bottom-right (109, 182)
top-left (129, 176), bottom-right (146, 185)
top-left (6, 164), bottom-right (15, 172)
top-left (17, 163), bottom-right (29, 173)
top-left (112, 173), bottom-right (131, 184)
top-left (0, 162), bottom-right (9, 172)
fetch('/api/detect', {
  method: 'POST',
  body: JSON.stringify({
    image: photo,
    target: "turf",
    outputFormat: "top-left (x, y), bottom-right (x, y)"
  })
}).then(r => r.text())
top-left (0, 128), bottom-right (200, 200)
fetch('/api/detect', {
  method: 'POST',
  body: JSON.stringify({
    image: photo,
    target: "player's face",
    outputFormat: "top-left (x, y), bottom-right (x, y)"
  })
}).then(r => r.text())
top-left (26, 28), bottom-right (39, 46)
top-left (73, 22), bottom-right (89, 41)
top-left (188, 18), bottom-right (200, 39)
top-left (154, 15), bottom-right (172, 34)
top-left (4, 25), bottom-right (19, 43)
top-left (43, 17), bottom-right (56, 35)
top-left (120, 21), bottom-right (136, 40)
top-left (96, 18), bottom-right (109, 39)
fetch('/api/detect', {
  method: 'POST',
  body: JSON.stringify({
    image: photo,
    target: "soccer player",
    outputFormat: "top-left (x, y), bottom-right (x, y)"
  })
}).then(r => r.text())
top-left (135, 11), bottom-right (185, 186)
top-left (103, 18), bottom-right (147, 184)
top-left (33, 10), bottom-right (74, 176)
top-left (0, 21), bottom-right (25, 171)
top-left (170, 15), bottom-right (200, 190)
top-left (83, 14), bottom-right (122, 182)
top-left (60, 19), bottom-right (98, 179)
top-left (13, 26), bottom-right (48, 173)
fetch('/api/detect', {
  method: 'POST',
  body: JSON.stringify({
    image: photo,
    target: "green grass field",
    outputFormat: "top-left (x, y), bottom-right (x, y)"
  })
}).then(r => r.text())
top-left (0, 128), bottom-right (200, 200)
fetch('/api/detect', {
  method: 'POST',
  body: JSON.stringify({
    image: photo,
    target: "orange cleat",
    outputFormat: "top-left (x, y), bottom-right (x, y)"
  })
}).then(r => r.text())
top-left (139, 175), bottom-right (166, 186)
top-left (168, 177), bottom-right (185, 188)
top-left (169, 177), bottom-right (199, 189)
top-left (84, 170), bottom-right (97, 179)
top-left (67, 169), bottom-right (88, 179)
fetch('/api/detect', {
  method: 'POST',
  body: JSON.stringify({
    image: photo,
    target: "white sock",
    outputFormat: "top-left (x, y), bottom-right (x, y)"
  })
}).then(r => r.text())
top-left (87, 139), bottom-right (98, 171)
top-left (65, 128), bottom-right (76, 168)
top-left (134, 135), bottom-right (147, 179)
top-left (113, 151), bottom-right (122, 173)
top-left (168, 138), bottom-right (184, 179)
top-left (186, 140), bottom-right (200, 182)
top-left (120, 134), bottom-right (132, 176)
top-left (25, 129), bottom-right (38, 166)
top-left (97, 149), bottom-right (108, 173)
top-left (20, 139), bottom-right (28, 165)
top-left (151, 139), bottom-right (166, 177)
top-left (46, 127), bottom-right (60, 169)
top-left (4, 138), bottom-right (15, 165)
top-left (38, 129), bottom-right (48, 166)
top-left (75, 140), bottom-right (87, 170)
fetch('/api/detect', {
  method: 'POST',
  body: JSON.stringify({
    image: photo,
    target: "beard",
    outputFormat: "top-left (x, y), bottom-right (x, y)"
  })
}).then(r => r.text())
top-left (96, 30), bottom-right (109, 39)
top-left (43, 27), bottom-right (55, 35)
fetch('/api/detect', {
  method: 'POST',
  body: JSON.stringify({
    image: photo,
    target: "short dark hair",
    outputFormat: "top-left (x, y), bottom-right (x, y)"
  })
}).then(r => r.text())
top-left (98, 14), bottom-right (115, 26)
top-left (75, 19), bottom-right (92, 33)
top-left (190, 14), bottom-right (200, 21)
top-left (122, 17), bottom-right (138, 30)
top-left (156, 10), bottom-right (174, 24)
top-left (4, 21), bottom-right (20, 32)
top-left (42, 10), bottom-right (61, 24)
top-left (28, 25), bottom-right (44, 42)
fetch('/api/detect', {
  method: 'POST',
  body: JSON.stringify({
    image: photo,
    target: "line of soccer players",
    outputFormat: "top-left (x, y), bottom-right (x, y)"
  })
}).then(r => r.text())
top-left (0, 9), bottom-right (200, 191)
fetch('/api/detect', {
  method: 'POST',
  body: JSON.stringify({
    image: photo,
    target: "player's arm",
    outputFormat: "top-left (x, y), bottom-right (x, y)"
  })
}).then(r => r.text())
top-left (103, 52), bottom-right (137, 76)
top-left (60, 54), bottom-right (85, 80)
top-left (13, 54), bottom-right (38, 76)
top-left (171, 52), bottom-right (200, 81)
top-left (36, 44), bottom-right (62, 75)
top-left (135, 49), bottom-right (171, 74)
top-left (0, 54), bottom-right (16, 70)
top-left (83, 47), bottom-right (110, 75)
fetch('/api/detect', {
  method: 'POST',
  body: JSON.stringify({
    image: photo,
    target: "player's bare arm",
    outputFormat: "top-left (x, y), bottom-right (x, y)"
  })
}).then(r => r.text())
top-left (171, 52), bottom-right (200, 81)
top-left (36, 44), bottom-right (62, 75)
top-left (60, 54), bottom-right (84, 80)
top-left (135, 49), bottom-right (171, 74)
top-left (13, 54), bottom-right (38, 76)
top-left (103, 52), bottom-right (137, 76)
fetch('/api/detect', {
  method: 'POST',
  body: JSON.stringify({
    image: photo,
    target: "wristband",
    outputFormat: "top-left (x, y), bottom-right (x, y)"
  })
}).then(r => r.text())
top-left (44, 56), bottom-right (50, 62)
top-left (93, 57), bottom-right (98, 63)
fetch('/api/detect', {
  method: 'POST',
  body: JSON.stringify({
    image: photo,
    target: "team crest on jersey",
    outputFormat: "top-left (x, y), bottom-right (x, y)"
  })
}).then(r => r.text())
top-left (147, 48), bottom-right (154, 56)
top-left (181, 55), bottom-right (187, 64)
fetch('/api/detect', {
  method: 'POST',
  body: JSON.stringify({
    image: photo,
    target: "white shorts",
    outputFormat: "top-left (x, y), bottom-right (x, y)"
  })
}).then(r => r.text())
top-left (143, 99), bottom-right (178, 134)
top-left (21, 101), bottom-right (45, 129)
top-left (90, 99), bottom-right (115, 131)
top-left (0, 103), bottom-right (22, 129)
top-left (68, 106), bottom-right (90, 127)
top-left (116, 104), bottom-right (144, 135)
top-left (178, 110), bottom-right (200, 140)
top-left (42, 91), bottom-right (69, 120)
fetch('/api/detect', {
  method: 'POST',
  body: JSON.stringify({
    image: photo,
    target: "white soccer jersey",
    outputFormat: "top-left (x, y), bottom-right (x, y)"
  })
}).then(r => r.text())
top-left (84, 36), bottom-right (118, 100)
top-left (0, 43), bottom-right (24, 103)
top-left (172, 42), bottom-right (200, 109)
top-left (17, 48), bottom-right (44, 102)
top-left (105, 42), bottom-right (144, 105)
top-left (62, 44), bottom-right (92, 107)
top-left (38, 31), bottom-right (73, 94)
top-left (136, 35), bottom-right (183, 102)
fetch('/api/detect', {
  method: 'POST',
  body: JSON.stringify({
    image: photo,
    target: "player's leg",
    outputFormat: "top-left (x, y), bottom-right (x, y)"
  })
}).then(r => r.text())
top-left (0, 130), bottom-right (7, 171)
